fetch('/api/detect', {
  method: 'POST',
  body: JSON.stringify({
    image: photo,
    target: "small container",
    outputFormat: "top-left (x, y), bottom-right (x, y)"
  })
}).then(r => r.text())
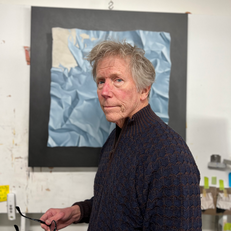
top-left (208, 154), bottom-right (226, 170)
top-left (229, 172), bottom-right (231, 187)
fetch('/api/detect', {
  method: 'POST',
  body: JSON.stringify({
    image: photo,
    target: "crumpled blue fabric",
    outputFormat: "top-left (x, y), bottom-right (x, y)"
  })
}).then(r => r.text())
top-left (47, 29), bottom-right (171, 147)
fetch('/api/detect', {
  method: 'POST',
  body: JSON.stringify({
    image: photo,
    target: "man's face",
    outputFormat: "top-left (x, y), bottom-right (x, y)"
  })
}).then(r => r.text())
top-left (96, 56), bottom-right (146, 128)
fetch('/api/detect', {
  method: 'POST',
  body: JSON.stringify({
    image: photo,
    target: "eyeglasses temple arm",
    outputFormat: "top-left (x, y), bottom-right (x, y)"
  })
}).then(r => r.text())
top-left (15, 206), bottom-right (47, 225)
top-left (14, 225), bottom-right (19, 231)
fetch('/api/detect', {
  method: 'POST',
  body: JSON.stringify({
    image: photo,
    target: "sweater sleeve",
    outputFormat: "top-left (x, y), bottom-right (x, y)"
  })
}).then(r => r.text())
top-left (72, 197), bottom-right (94, 223)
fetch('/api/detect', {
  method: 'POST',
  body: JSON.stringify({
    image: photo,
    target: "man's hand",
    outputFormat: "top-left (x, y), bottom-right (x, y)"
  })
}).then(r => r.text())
top-left (40, 205), bottom-right (81, 231)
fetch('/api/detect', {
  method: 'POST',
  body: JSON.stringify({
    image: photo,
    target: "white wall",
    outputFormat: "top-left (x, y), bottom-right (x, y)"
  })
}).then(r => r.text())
top-left (0, 0), bottom-right (231, 15)
top-left (187, 14), bottom-right (231, 186)
top-left (0, 1), bottom-right (231, 231)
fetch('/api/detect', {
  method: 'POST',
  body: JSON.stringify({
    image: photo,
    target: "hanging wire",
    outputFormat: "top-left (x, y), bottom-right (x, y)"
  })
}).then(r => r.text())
top-left (108, 1), bottom-right (114, 10)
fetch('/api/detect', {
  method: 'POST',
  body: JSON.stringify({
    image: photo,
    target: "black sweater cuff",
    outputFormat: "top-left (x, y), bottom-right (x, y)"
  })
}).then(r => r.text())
top-left (72, 198), bottom-right (93, 223)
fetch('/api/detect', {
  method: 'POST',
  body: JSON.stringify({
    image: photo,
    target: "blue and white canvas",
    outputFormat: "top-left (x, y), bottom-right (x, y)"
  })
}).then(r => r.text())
top-left (47, 28), bottom-right (171, 147)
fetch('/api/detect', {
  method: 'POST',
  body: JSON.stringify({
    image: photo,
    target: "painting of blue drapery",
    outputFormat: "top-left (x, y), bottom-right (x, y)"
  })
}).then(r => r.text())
top-left (47, 28), bottom-right (171, 148)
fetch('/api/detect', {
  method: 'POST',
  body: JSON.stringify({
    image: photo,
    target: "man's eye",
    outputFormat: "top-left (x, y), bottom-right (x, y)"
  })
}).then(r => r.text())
top-left (98, 80), bottom-right (105, 85)
top-left (97, 80), bottom-right (105, 89)
top-left (115, 79), bottom-right (123, 83)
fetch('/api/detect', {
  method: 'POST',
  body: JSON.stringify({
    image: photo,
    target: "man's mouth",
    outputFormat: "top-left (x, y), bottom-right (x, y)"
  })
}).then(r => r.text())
top-left (104, 106), bottom-right (115, 109)
top-left (103, 105), bottom-right (118, 110)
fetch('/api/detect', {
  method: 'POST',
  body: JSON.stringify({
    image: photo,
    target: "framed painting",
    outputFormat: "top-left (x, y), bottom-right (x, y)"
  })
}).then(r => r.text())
top-left (29, 7), bottom-right (187, 167)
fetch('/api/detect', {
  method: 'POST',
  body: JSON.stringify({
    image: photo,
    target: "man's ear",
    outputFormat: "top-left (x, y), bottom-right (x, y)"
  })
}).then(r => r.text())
top-left (140, 85), bottom-right (151, 101)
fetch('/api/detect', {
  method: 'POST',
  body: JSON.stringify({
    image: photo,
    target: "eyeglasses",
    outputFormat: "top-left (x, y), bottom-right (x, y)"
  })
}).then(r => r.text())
top-left (14, 206), bottom-right (57, 231)
top-left (14, 225), bottom-right (19, 231)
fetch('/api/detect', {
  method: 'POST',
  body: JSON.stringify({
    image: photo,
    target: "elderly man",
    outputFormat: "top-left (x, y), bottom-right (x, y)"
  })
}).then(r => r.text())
top-left (41, 41), bottom-right (202, 230)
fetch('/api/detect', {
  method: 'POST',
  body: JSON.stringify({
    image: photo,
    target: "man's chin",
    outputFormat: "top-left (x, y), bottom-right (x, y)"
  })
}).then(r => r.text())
top-left (105, 115), bottom-right (116, 123)
top-left (104, 113), bottom-right (119, 123)
top-left (105, 115), bottom-right (125, 127)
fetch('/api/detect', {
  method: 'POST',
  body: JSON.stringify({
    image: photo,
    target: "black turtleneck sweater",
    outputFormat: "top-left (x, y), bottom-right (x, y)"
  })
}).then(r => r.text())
top-left (74, 105), bottom-right (202, 230)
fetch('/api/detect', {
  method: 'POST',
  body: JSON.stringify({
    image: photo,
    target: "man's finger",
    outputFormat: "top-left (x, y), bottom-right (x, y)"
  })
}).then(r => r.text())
top-left (46, 211), bottom-right (65, 225)
top-left (40, 212), bottom-right (49, 222)
top-left (40, 223), bottom-right (49, 231)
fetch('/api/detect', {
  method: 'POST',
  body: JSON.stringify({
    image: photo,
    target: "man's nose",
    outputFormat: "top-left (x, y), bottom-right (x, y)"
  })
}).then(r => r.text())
top-left (100, 80), bottom-right (113, 97)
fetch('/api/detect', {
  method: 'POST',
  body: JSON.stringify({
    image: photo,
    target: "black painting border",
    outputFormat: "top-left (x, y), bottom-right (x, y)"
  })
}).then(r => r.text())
top-left (29, 7), bottom-right (187, 167)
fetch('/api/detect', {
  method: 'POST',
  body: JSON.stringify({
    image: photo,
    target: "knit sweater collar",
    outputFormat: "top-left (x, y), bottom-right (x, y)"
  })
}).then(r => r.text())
top-left (129, 104), bottom-right (155, 122)
top-left (115, 104), bottom-right (157, 136)
top-left (109, 105), bottom-right (156, 159)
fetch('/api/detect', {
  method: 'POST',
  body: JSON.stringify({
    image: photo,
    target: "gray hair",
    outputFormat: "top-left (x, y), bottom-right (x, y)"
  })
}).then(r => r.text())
top-left (86, 40), bottom-right (155, 92)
